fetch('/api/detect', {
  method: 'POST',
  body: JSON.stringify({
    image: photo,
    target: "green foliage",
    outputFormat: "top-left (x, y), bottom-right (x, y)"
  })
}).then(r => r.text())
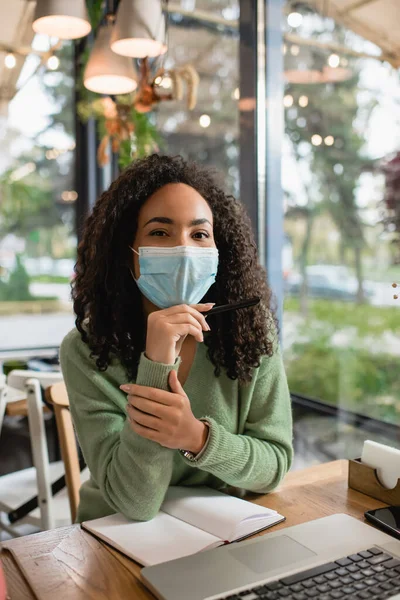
top-left (284, 23), bottom-right (381, 311)
top-left (76, 96), bottom-right (109, 123)
top-left (37, 42), bottom-right (75, 139)
top-left (76, 2), bottom-right (161, 167)
top-left (30, 275), bottom-right (71, 284)
top-left (285, 297), bottom-right (400, 337)
top-left (286, 339), bottom-right (400, 424)
top-left (0, 256), bottom-right (32, 301)
top-left (129, 110), bottom-right (161, 162)
top-left (286, 69), bottom-right (375, 245)
top-left (286, 333), bottom-right (341, 404)
top-left (284, 298), bottom-right (400, 424)
top-left (86, 0), bottom-right (104, 31)
top-left (77, 100), bottom-right (162, 169)
top-left (0, 171), bottom-right (53, 237)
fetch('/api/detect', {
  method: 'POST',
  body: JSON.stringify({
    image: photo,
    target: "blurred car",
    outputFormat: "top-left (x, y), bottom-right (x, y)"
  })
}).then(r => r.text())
top-left (285, 265), bottom-right (374, 302)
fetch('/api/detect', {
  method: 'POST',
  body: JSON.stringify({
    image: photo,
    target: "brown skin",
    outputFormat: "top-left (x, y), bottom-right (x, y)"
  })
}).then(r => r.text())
top-left (121, 183), bottom-right (216, 454)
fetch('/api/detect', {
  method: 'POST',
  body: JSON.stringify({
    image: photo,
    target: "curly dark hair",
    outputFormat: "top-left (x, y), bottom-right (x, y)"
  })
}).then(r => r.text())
top-left (73, 154), bottom-right (278, 383)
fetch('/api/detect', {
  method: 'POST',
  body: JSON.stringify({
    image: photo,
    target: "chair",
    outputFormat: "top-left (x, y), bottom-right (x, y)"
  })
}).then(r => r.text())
top-left (0, 370), bottom-right (69, 536)
top-left (45, 382), bottom-right (89, 524)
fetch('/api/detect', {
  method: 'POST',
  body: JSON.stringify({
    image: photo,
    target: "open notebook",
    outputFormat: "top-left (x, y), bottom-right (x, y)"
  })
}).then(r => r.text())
top-left (82, 486), bottom-right (285, 567)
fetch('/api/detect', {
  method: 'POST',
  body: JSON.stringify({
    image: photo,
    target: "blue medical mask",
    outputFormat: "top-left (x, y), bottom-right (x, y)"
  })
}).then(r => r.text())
top-left (130, 245), bottom-right (219, 309)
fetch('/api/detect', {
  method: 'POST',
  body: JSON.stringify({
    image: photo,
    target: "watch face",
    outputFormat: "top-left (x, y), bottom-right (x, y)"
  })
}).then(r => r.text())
top-left (180, 449), bottom-right (196, 461)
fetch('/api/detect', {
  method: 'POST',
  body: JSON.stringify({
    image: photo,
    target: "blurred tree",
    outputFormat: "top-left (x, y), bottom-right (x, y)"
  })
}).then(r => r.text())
top-left (37, 42), bottom-right (75, 139)
top-left (5, 255), bottom-right (32, 301)
top-left (0, 169), bottom-right (53, 238)
top-left (285, 64), bottom-right (376, 307)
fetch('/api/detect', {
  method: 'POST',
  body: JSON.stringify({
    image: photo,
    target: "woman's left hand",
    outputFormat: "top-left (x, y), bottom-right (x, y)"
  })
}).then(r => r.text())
top-left (121, 371), bottom-right (208, 453)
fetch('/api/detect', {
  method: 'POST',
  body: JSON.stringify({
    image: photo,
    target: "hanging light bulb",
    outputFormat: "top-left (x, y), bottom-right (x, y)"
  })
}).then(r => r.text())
top-left (298, 95), bottom-right (309, 107)
top-left (328, 53), bottom-right (340, 68)
top-left (111, 0), bottom-right (167, 59)
top-left (160, 76), bottom-right (172, 89)
top-left (47, 54), bottom-right (60, 70)
top-left (283, 95), bottom-right (294, 108)
top-left (287, 12), bottom-right (303, 28)
top-left (33, 0), bottom-right (91, 40)
top-left (311, 134), bottom-right (323, 146)
top-left (4, 53), bottom-right (16, 69)
top-left (324, 135), bottom-right (335, 146)
top-left (84, 22), bottom-right (138, 95)
top-left (199, 115), bottom-right (211, 128)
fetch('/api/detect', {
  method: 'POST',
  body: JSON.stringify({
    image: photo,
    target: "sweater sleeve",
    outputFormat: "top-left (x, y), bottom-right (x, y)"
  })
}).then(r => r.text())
top-left (60, 334), bottom-right (180, 522)
top-left (180, 348), bottom-right (293, 493)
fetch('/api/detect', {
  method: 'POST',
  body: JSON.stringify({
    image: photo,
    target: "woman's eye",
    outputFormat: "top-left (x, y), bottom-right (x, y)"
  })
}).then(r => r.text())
top-left (193, 231), bottom-right (210, 239)
top-left (149, 230), bottom-right (167, 236)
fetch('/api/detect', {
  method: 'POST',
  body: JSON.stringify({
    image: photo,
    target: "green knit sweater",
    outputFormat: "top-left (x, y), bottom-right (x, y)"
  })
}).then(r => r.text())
top-left (60, 328), bottom-right (293, 523)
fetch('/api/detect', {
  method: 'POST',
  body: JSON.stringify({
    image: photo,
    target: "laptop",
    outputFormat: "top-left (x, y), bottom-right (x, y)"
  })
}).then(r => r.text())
top-left (141, 513), bottom-right (400, 600)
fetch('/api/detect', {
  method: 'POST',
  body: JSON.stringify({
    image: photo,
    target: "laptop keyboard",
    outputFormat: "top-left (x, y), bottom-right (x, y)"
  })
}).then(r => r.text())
top-left (219, 547), bottom-right (400, 600)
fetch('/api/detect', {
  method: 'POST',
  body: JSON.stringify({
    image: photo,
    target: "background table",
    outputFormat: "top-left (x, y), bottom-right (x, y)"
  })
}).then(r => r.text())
top-left (0, 460), bottom-right (386, 600)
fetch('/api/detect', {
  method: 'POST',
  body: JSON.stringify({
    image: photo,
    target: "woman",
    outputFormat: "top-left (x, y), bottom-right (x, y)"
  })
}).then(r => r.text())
top-left (60, 154), bottom-right (293, 523)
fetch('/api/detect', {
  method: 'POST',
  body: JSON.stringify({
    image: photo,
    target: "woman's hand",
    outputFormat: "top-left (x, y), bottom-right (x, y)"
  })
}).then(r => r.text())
top-left (145, 303), bottom-right (214, 365)
top-left (121, 370), bottom-right (209, 453)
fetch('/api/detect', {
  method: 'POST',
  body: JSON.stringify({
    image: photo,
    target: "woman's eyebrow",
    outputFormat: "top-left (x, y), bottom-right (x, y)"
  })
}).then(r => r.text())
top-left (190, 218), bottom-right (212, 226)
top-left (144, 217), bottom-right (173, 227)
top-left (143, 217), bottom-right (212, 227)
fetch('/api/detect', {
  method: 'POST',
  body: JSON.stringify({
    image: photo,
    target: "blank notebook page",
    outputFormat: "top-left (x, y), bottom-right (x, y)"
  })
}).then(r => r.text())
top-left (161, 486), bottom-right (278, 541)
top-left (83, 512), bottom-right (222, 567)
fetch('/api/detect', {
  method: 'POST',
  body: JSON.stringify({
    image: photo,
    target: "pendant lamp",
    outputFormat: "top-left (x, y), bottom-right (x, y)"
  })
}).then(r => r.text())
top-left (33, 0), bottom-right (91, 40)
top-left (84, 23), bottom-right (138, 95)
top-left (110, 0), bottom-right (167, 59)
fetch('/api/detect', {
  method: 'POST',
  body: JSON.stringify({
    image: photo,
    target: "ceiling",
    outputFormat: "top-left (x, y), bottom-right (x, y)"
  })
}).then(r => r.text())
top-left (0, 0), bottom-right (398, 118)
top-left (304, 0), bottom-right (400, 67)
top-left (0, 0), bottom-right (35, 115)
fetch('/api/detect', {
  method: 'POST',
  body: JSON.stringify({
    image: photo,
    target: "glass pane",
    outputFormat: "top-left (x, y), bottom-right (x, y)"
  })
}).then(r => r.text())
top-left (281, 2), bottom-right (400, 465)
top-left (157, 0), bottom-right (240, 197)
top-left (0, 37), bottom-right (76, 350)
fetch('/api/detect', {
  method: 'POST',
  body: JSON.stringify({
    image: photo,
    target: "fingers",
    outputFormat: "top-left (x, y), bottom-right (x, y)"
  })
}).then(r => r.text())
top-left (120, 384), bottom-right (176, 406)
top-left (162, 303), bottom-right (214, 315)
top-left (166, 314), bottom-right (206, 341)
top-left (173, 322), bottom-right (205, 343)
top-left (129, 418), bottom-right (159, 442)
top-left (190, 303), bottom-right (215, 313)
top-left (126, 403), bottom-right (161, 431)
top-left (158, 304), bottom-right (213, 332)
top-left (188, 307), bottom-right (212, 332)
top-left (126, 394), bottom-right (169, 419)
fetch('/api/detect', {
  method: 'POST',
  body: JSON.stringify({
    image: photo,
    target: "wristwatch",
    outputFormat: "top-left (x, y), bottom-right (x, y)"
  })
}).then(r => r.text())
top-left (179, 420), bottom-right (210, 462)
top-left (178, 448), bottom-right (198, 462)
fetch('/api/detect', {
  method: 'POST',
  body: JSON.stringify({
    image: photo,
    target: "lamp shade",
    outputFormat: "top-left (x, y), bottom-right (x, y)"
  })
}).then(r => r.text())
top-left (84, 24), bottom-right (138, 95)
top-left (110, 0), bottom-right (167, 59)
top-left (33, 0), bottom-right (91, 40)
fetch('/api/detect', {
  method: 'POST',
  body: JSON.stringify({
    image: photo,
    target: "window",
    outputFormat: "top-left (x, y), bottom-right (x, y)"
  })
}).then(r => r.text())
top-left (282, 2), bottom-right (400, 462)
top-left (0, 38), bottom-right (76, 351)
top-left (157, 1), bottom-right (240, 197)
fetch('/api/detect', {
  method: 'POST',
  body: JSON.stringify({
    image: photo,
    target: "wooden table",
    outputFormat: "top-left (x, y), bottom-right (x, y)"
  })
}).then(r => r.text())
top-left (0, 460), bottom-right (386, 600)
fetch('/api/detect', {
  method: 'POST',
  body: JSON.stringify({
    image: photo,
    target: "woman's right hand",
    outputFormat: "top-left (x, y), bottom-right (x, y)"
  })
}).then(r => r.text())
top-left (145, 303), bottom-right (214, 365)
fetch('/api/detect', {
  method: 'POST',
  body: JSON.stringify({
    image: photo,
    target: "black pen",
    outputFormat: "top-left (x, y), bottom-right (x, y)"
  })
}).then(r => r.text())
top-left (205, 297), bottom-right (260, 317)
